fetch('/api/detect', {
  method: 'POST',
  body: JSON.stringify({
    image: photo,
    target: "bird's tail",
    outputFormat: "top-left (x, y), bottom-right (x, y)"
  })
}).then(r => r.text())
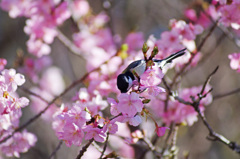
top-left (154, 48), bottom-right (187, 68)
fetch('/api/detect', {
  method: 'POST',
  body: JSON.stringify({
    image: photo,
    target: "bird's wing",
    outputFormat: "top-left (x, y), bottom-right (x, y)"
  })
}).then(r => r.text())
top-left (122, 60), bottom-right (146, 77)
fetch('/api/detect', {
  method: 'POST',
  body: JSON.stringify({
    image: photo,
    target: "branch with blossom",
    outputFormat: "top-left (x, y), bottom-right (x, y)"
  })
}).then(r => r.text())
top-left (1, 0), bottom-right (240, 159)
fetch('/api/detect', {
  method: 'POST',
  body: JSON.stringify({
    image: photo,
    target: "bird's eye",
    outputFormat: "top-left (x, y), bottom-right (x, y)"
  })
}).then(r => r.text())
top-left (117, 74), bottom-right (129, 93)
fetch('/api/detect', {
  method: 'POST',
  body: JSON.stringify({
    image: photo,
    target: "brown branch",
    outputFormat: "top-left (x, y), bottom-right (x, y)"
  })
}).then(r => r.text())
top-left (200, 66), bottom-right (218, 95)
top-left (213, 87), bottom-right (240, 100)
top-left (20, 87), bottom-right (49, 104)
top-left (173, 68), bottom-right (240, 155)
top-left (47, 140), bottom-right (63, 159)
top-left (56, 29), bottom-right (85, 59)
top-left (76, 139), bottom-right (94, 159)
top-left (99, 132), bottom-right (110, 159)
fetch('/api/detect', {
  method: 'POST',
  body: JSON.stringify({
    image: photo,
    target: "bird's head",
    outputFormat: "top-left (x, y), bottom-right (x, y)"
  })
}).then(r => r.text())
top-left (117, 74), bottom-right (133, 93)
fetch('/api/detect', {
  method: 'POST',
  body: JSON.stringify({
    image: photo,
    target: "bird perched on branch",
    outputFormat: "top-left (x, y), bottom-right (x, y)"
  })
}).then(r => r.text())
top-left (117, 48), bottom-right (186, 93)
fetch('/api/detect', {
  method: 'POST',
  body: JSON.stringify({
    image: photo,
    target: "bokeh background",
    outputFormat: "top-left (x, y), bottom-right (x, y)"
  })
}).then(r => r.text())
top-left (0, 0), bottom-right (240, 159)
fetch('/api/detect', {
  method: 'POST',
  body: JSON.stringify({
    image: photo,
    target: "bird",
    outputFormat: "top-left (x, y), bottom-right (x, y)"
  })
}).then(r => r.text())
top-left (117, 48), bottom-right (186, 93)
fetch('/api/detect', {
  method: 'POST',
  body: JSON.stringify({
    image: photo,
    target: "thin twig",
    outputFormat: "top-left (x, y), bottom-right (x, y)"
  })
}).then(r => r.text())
top-left (20, 87), bottom-right (49, 104)
top-left (47, 140), bottom-right (63, 159)
top-left (92, 141), bottom-right (102, 153)
top-left (57, 29), bottom-right (85, 59)
top-left (200, 66), bottom-right (218, 95)
top-left (99, 132), bottom-right (110, 159)
top-left (169, 125), bottom-right (179, 158)
top-left (76, 139), bottom-right (94, 159)
top-left (160, 122), bottom-right (175, 156)
top-left (213, 87), bottom-right (240, 100)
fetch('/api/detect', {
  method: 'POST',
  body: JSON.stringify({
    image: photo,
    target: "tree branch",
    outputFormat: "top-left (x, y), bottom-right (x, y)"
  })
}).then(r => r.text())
top-left (99, 132), bottom-right (110, 159)
top-left (174, 67), bottom-right (240, 155)
top-left (47, 140), bottom-right (63, 159)
top-left (76, 139), bottom-right (94, 159)
top-left (213, 87), bottom-right (240, 100)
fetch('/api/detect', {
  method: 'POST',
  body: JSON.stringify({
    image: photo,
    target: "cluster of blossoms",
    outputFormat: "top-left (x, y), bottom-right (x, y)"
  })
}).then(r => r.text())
top-left (228, 53), bottom-right (240, 72)
top-left (184, 0), bottom-right (240, 72)
top-left (147, 84), bottom-right (213, 126)
top-left (0, 0), bottom-right (226, 158)
top-left (53, 88), bottom-right (111, 146)
top-left (0, 0), bottom-right (71, 57)
top-left (0, 66), bottom-right (37, 157)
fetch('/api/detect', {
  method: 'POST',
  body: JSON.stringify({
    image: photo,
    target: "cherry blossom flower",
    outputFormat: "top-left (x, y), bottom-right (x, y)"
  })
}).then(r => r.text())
top-left (228, 53), bottom-right (240, 72)
top-left (124, 32), bottom-right (144, 53)
top-left (59, 123), bottom-right (84, 147)
top-left (117, 92), bottom-right (143, 117)
top-left (1, 69), bottom-right (25, 92)
top-left (155, 126), bottom-right (170, 137)
top-left (107, 97), bottom-right (120, 116)
top-left (65, 103), bottom-right (91, 127)
top-left (116, 114), bottom-right (142, 126)
top-left (140, 66), bottom-right (164, 86)
top-left (0, 59), bottom-right (7, 71)
top-left (0, 130), bottom-right (37, 158)
top-left (102, 119), bottom-right (118, 134)
top-left (84, 125), bottom-right (106, 142)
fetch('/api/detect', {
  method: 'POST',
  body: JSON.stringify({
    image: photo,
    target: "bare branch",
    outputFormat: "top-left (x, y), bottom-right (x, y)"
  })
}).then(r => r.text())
top-left (47, 140), bottom-right (63, 159)
top-left (20, 87), bottom-right (49, 104)
top-left (76, 139), bottom-right (94, 159)
top-left (99, 132), bottom-right (110, 159)
top-left (213, 87), bottom-right (240, 100)
top-left (200, 66), bottom-right (218, 95)
top-left (57, 29), bottom-right (85, 59)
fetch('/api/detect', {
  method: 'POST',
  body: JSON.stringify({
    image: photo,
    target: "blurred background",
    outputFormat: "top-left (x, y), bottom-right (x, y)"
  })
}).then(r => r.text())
top-left (0, 0), bottom-right (240, 159)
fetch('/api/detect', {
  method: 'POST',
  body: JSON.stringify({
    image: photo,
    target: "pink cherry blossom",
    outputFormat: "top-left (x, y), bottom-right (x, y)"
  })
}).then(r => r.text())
top-left (184, 9), bottom-right (198, 22)
top-left (84, 125), bottom-right (106, 142)
top-left (140, 66), bottom-right (164, 86)
top-left (0, 59), bottom-right (7, 71)
top-left (116, 115), bottom-right (142, 126)
top-left (59, 123), bottom-right (84, 147)
top-left (0, 130), bottom-right (37, 158)
top-left (52, 2), bottom-right (71, 25)
top-left (39, 67), bottom-right (65, 96)
top-left (1, 69), bottom-right (25, 92)
top-left (124, 32), bottom-right (144, 53)
top-left (107, 97), bottom-right (120, 116)
top-left (102, 119), bottom-right (118, 134)
top-left (9, 97), bottom-right (29, 112)
top-left (228, 53), bottom-right (240, 72)
top-left (117, 92), bottom-right (143, 117)
top-left (155, 126), bottom-right (170, 137)
top-left (71, 0), bottom-right (90, 19)
top-left (72, 87), bottom-right (90, 103)
top-left (18, 56), bottom-right (52, 83)
top-left (65, 103), bottom-right (91, 127)
top-left (147, 86), bottom-right (165, 96)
